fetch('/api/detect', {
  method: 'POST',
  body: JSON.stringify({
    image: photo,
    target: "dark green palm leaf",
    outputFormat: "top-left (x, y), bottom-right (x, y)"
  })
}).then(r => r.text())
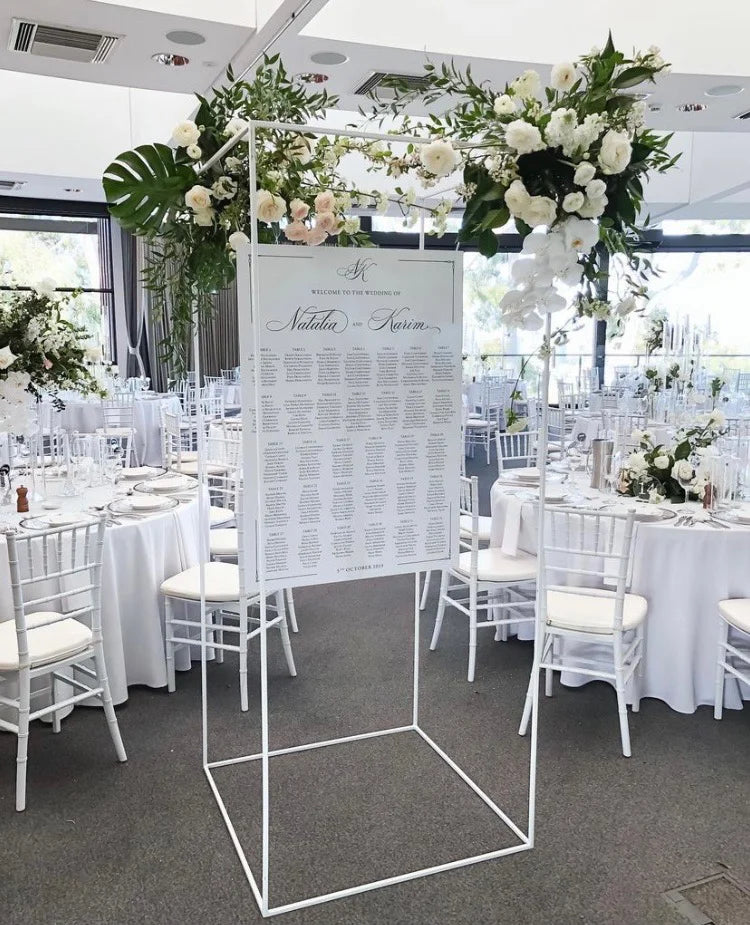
top-left (102, 143), bottom-right (195, 233)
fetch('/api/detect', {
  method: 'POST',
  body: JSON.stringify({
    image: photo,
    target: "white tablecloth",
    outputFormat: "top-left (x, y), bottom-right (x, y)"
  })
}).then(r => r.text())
top-left (0, 483), bottom-right (203, 706)
top-left (490, 479), bottom-right (750, 713)
top-left (59, 394), bottom-right (181, 466)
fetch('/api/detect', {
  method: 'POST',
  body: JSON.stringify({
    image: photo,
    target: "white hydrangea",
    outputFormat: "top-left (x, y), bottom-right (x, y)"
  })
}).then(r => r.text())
top-left (545, 108), bottom-right (578, 150)
top-left (505, 120), bottom-right (545, 155)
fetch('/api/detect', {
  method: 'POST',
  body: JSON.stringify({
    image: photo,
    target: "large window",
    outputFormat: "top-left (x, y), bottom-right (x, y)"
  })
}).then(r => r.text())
top-left (0, 211), bottom-right (115, 357)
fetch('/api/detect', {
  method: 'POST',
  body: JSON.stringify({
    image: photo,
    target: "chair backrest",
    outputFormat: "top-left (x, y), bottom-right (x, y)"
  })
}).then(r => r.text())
top-left (495, 429), bottom-right (538, 474)
top-left (459, 476), bottom-right (479, 566)
top-left (602, 411), bottom-right (648, 437)
top-left (542, 508), bottom-right (636, 632)
top-left (4, 519), bottom-right (107, 670)
top-left (161, 409), bottom-right (184, 467)
top-left (101, 395), bottom-right (134, 430)
top-left (735, 372), bottom-right (750, 394)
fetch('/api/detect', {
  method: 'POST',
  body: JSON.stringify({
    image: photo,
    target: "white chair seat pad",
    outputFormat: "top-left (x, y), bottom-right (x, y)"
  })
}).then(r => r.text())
top-left (455, 548), bottom-right (537, 583)
top-left (210, 506), bottom-right (234, 526)
top-left (96, 427), bottom-right (134, 437)
top-left (719, 598), bottom-right (750, 634)
top-left (210, 528), bottom-right (238, 557)
top-left (161, 562), bottom-right (239, 602)
top-left (465, 419), bottom-right (491, 428)
top-left (168, 451), bottom-right (199, 464)
top-left (546, 587), bottom-right (647, 635)
top-left (459, 514), bottom-right (492, 542)
top-left (0, 612), bottom-right (92, 671)
top-left (177, 461), bottom-right (230, 477)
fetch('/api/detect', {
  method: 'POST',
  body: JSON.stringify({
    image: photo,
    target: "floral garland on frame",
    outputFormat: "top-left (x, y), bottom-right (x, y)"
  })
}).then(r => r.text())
top-left (0, 281), bottom-right (104, 432)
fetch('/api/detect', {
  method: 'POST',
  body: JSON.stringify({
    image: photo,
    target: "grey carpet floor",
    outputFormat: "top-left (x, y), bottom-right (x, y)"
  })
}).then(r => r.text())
top-left (1, 449), bottom-right (749, 925)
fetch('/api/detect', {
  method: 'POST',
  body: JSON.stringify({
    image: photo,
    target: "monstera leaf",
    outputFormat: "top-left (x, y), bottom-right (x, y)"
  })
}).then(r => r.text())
top-left (103, 143), bottom-right (195, 233)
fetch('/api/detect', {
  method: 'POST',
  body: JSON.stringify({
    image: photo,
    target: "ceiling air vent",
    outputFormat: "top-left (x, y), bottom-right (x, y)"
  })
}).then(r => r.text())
top-left (0, 181), bottom-right (26, 191)
top-left (8, 19), bottom-right (120, 64)
top-left (355, 71), bottom-right (432, 100)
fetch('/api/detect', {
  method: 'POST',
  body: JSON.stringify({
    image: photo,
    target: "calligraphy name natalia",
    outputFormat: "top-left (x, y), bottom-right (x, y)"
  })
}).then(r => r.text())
top-left (266, 307), bottom-right (349, 333)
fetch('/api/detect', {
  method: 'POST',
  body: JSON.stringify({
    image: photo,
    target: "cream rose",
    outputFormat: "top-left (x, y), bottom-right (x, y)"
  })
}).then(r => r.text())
top-left (505, 120), bottom-right (544, 155)
top-left (671, 459), bottom-right (694, 483)
top-left (0, 344), bottom-right (18, 370)
top-left (577, 195), bottom-right (607, 218)
top-left (289, 198), bottom-right (310, 221)
top-left (228, 231), bottom-right (250, 251)
top-left (314, 190), bottom-right (336, 213)
top-left (493, 94), bottom-right (516, 116)
top-left (193, 208), bottom-right (215, 227)
top-left (256, 189), bottom-right (286, 224)
top-left (585, 179), bottom-right (607, 200)
top-left (562, 191), bottom-right (585, 213)
top-left (653, 454), bottom-right (670, 470)
top-left (171, 120), bottom-right (200, 147)
top-left (420, 139), bottom-right (459, 177)
top-left (286, 136), bottom-right (312, 165)
top-left (521, 195), bottom-right (557, 228)
top-left (314, 211), bottom-right (340, 234)
top-left (573, 162), bottom-right (597, 186)
top-left (304, 226), bottom-right (328, 246)
top-left (185, 185), bottom-right (212, 212)
top-left (225, 117), bottom-right (249, 137)
top-left (186, 144), bottom-right (202, 161)
top-left (284, 221), bottom-right (308, 243)
top-left (550, 62), bottom-right (577, 92)
top-left (504, 179), bottom-right (530, 216)
top-left (598, 130), bottom-right (632, 174)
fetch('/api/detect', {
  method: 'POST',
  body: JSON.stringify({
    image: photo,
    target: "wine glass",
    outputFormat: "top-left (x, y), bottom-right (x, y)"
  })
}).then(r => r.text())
top-left (676, 461), bottom-right (695, 506)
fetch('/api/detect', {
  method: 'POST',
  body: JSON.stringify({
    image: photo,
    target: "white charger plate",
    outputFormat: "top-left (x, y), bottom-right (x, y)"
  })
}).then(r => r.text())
top-left (120, 466), bottom-right (166, 480)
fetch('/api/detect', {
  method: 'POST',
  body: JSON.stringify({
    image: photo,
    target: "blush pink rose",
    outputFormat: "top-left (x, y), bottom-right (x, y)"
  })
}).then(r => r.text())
top-left (314, 190), bottom-right (335, 213)
top-left (314, 211), bottom-right (339, 234)
top-left (42, 356), bottom-right (52, 370)
top-left (283, 221), bottom-right (308, 242)
top-left (304, 226), bottom-right (328, 246)
top-left (289, 198), bottom-right (310, 221)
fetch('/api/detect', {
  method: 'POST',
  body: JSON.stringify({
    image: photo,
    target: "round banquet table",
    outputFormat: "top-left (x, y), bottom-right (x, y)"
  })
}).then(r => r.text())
top-left (490, 474), bottom-right (750, 713)
top-left (0, 481), bottom-right (204, 709)
top-left (58, 394), bottom-right (182, 467)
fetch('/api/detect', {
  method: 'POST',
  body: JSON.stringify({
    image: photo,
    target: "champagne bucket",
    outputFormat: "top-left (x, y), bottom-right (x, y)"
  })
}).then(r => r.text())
top-left (590, 438), bottom-right (614, 490)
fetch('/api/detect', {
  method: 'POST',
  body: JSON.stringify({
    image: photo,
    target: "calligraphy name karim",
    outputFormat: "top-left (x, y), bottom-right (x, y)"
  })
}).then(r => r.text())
top-left (368, 307), bottom-right (440, 333)
top-left (266, 307), bottom-right (349, 333)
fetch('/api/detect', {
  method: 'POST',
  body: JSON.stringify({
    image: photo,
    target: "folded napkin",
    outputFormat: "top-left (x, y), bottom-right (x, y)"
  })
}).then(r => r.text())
top-left (501, 495), bottom-right (524, 556)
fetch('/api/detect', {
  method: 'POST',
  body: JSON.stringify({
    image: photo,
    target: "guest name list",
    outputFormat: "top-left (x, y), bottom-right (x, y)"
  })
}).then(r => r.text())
top-left (252, 246), bottom-right (462, 590)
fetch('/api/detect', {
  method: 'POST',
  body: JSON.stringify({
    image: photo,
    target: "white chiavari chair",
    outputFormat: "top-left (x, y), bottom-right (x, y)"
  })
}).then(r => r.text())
top-left (495, 429), bottom-right (539, 475)
top-left (1, 519), bottom-right (127, 810)
top-left (430, 476), bottom-right (537, 682)
top-left (160, 408), bottom-right (198, 469)
top-left (464, 399), bottom-right (493, 464)
top-left (518, 507), bottom-right (645, 757)
top-left (97, 394), bottom-right (137, 466)
top-left (714, 599), bottom-right (750, 719)
top-left (735, 372), bottom-right (750, 395)
top-left (160, 459), bottom-right (296, 711)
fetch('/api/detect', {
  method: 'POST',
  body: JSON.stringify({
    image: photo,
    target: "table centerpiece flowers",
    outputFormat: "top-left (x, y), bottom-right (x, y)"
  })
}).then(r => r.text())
top-left (0, 282), bottom-right (104, 433)
top-left (616, 410), bottom-right (727, 502)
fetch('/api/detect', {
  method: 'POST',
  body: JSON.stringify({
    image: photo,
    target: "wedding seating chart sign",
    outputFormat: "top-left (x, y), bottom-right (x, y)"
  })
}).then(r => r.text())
top-left (251, 245), bottom-right (462, 591)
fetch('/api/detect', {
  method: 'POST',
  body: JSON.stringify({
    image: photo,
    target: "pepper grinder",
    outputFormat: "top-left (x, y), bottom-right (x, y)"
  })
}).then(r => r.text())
top-left (16, 485), bottom-right (29, 514)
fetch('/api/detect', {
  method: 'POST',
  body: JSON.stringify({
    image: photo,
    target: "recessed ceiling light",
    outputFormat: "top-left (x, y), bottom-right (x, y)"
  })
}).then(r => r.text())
top-left (677, 102), bottom-right (707, 113)
top-left (64, 188), bottom-right (82, 193)
top-left (165, 30), bottom-right (205, 46)
top-left (296, 72), bottom-right (328, 84)
top-left (705, 83), bottom-right (744, 98)
top-left (151, 52), bottom-right (190, 67)
top-left (310, 51), bottom-right (348, 66)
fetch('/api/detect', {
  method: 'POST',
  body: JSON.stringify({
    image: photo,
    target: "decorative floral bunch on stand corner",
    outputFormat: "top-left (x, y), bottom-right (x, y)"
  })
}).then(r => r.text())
top-left (642, 307), bottom-right (667, 355)
top-left (576, 292), bottom-right (640, 339)
top-left (376, 34), bottom-right (676, 340)
top-left (617, 410), bottom-right (727, 503)
top-left (644, 360), bottom-right (682, 393)
top-left (0, 283), bottom-right (105, 432)
top-left (710, 375), bottom-right (726, 408)
top-left (103, 55), bottom-right (451, 371)
top-left (505, 355), bottom-right (533, 433)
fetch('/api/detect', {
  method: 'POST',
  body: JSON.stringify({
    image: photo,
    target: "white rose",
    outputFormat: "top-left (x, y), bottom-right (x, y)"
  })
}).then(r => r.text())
top-left (504, 179), bottom-right (530, 216)
top-left (193, 208), bottom-right (215, 227)
top-left (577, 195), bottom-right (607, 219)
top-left (511, 69), bottom-right (541, 100)
top-left (585, 179), bottom-right (607, 200)
top-left (228, 231), bottom-right (250, 251)
top-left (563, 217), bottom-right (599, 252)
top-left (171, 120), bottom-right (200, 147)
top-left (0, 344), bottom-right (18, 370)
top-left (505, 119), bottom-right (544, 155)
top-left (314, 190), bottom-right (336, 213)
top-left (598, 130), bottom-right (632, 175)
top-left (521, 195), bottom-right (557, 228)
top-left (573, 162), bottom-right (597, 186)
top-left (225, 117), bottom-right (249, 138)
top-left (493, 94), bottom-right (516, 116)
top-left (671, 459), bottom-right (694, 482)
top-left (627, 451), bottom-right (648, 474)
top-left (709, 409), bottom-right (727, 428)
top-left (286, 135), bottom-right (311, 165)
top-left (184, 185), bottom-right (212, 212)
top-left (420, 139), bottom-right (460, 177)
top-left (550, 62), bottom-right (577, 92)
top-left (186, 144), bottom-right (202, 160)
top-left (212, 176), bottom-right (237, 201)
top-left (562, 191), bottom-right (585, 213)
top-left (653, 454), bottom-right (670, 470)
top-left (256, 189), bottom-right (286, 224)
top-left (289, 199), bottom-right (310, 221)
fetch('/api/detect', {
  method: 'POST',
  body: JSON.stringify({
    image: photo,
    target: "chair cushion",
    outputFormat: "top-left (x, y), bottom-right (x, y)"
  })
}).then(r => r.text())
top-left (210, 506), bottom-right (234, 526)
top-left (465, 419), bottom-right (491, 428)
top-left (455, 548), bottom-right (537, 582)
top-left (210, 528), bottom-right (238, 557)
top-left (96, 427), bottom-right (133, 437)
top-left (0, 612), bottom-right (92, 671)
top-left (177, 461), bottom-right (230, 477)
top-left (161, 562), bottom-right (239, 602)
top-left (719, 599), bottom-right (750, 634)
top-left (459, 514), bottom-right (492, 542)
top-left (546, 587), bottom-right (647, 635)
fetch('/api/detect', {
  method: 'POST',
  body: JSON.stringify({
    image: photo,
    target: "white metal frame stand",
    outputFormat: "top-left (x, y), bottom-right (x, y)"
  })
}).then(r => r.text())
top-left (192, 119), bottom-right (542, 917)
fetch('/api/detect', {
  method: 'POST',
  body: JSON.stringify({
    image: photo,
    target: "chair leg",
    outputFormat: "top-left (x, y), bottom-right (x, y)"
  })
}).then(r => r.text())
top-left (420, 571), bottom-right (432, 611)
top-left (93, 642), bottom-right (127, 763)
top-left (485, 429), bottom-right (490, 465)
top-left (467, 582), bottom-right (478, 683)
top-left (275, 591), bottom-right (297, 677)
top-left (164, 597), bottom-right (176, 693)
top-left (430, 570), bottom-right (449, 651)
top-left (544, 636), bottom-right (554, 697)
top-left (714, 617), bottom-right (729, 720)
top-left (15, 669), bottom-right (31, 812)
top-left (239, 607), bottom-right (249, 713)
top-left (51, 674), bottom-right (61, 734)
top-left (631, 628), bottom-right (644, 714)
top-left (614, 666), bottom-right (632, 757)
top-left (214, 613), bottom-right (224, 664)
top-left (285, 588), bottom-right (298, 633)
top-left (518, 665), bottom-right (536, 737)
